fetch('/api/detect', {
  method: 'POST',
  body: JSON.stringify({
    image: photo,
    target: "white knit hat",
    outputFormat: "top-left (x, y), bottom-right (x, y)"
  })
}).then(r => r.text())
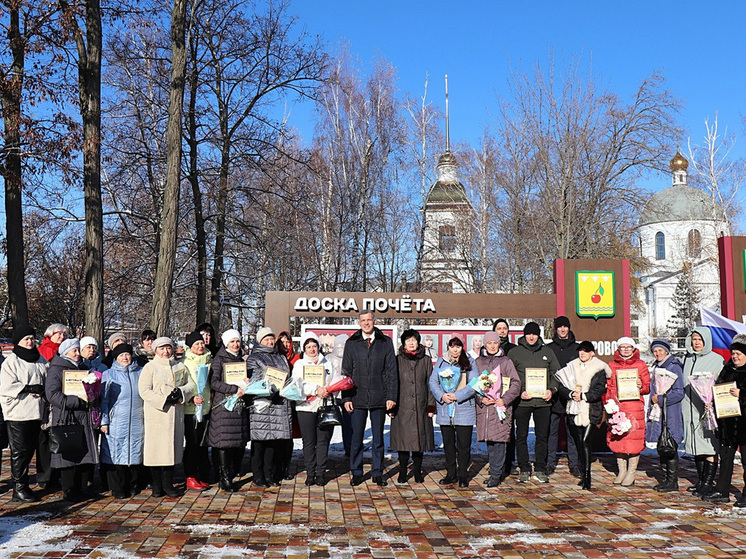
top-left (221, 329), bottom-right (242, 346)
top-left (255, 327), bottom-right (275, 343)
top-left (300, 331), bottom-right (321, 352)
top-left (80, 336), bottom-right (98, 349)
top-left (616, 336), bottom-right (636, 349)
top-left (152, 336), bottom-right (174, 350)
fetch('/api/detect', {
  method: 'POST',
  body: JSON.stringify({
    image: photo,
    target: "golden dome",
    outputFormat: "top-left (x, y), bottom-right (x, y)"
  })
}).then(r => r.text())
top-left (669, 150), bottom-right (689, 171)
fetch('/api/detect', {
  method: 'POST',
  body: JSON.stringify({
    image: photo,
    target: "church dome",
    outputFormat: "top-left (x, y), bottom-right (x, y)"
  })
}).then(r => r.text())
top-left (638, 184), bottom-right (716, 226)
top-left (669, 150), bottom-right (688, 171)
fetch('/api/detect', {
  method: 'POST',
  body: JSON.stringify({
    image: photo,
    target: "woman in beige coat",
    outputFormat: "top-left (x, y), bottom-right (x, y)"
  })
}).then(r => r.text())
top-left (138, 337), bottom-right (197, 497)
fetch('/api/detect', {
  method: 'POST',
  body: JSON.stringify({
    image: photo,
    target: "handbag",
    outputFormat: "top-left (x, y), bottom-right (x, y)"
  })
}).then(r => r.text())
top-left (317, 398), bottom-right (342, 427)
top-left (656, 394), bottom-right (678, 460)
top-left (49, 398), bottom-right (84, 454)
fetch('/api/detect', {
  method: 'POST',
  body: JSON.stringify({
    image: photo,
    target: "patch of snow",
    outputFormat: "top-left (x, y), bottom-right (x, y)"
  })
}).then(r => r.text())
top-left (616, 533), bottom-right (667, 541)
top-left (0, 515), bottom-right (79, 555)
top-left (480, 521), bottom-right (534, 531)
top-left (504, 533), bottom-right (566, 545)
top-left (366, 530), bottom-right (411, 545)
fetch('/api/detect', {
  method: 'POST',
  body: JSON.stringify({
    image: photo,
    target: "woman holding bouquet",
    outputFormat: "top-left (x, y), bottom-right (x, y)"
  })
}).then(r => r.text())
top-left (555, 341), bottom-right (609, 490)
top-left (429, 335), bottom-right (478, 488)
top-left (682, 327), bottom-right (722, 497)
top-left (291, 332), bottom-right (339, 486)
top-left (390, 329), bottom-right (435, 484)
top-left (645, 339), bottom-right (685, 492)
top-left (181, 331), bottom-right (213, 490)
top-left (603, 337), bottom-right (650, 487)
top-left (46, 338), bottom-right (100, 502)
top-left (475, 331), bottom-right (520, 488)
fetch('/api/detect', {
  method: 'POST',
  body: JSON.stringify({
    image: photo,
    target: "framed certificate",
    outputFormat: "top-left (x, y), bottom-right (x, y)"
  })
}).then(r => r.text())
top-left (63, 370), bottom-right (89, 401)
top-left (713, 382), bottom-right (742, 418)
top-left (264, 366), bottom-right (288, 390)
top-left (616, 369), bottom-right (640, 401)
top-left (303, 365), bottom-right (325, 386)
top-left (223, 362), bottom-right (247, 387)
top-left (525, 368), bottom-right (547, 398)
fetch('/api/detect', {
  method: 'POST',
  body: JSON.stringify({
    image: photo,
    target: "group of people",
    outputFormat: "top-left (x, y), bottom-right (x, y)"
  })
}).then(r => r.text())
top-left (0, 311), bottom-right (744, 509)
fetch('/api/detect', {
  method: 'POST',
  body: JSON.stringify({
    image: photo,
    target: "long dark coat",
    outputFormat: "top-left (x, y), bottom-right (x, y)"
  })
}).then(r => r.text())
top-left (389, 345), bottom-right (435, 452)
top-left (46, 355), bottom-right (99, 468)
top-left (715, 361), bottom-right (746, 446)
top-left (208, 347), bottom-right (250, 449)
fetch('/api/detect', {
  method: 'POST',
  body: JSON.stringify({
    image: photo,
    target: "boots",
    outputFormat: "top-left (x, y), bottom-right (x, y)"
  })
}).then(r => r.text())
top-left (218, 449), bottom-right (235, 492)
top-left (653, 457), bottom-right (668, 491)
top-left (688, 456), bottom-right (705, 493)
top-left (162, 466), bottom-right (182, 498)
top-left (12, 482), bottom-right (40, 503)
top-left (658, 457), bottom-right (679, 492)
top-left (581, 460), bottom-right (592, 490)
top-left (614, 454), bottom-right (627, 484)
top-left (621, 454), bottom-right (639, 486)
top-left (150, 467), bottom-right (164, 498)
top-left (397, 461), bottom-right (408, 484)
top-left (697, 460), bottom-right (717, 497)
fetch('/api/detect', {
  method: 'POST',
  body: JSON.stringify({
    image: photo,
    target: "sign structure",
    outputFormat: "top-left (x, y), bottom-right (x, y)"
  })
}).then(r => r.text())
top-left (575, 270), bottom-right (615, 319)
top-left (718, 236), bottom-right (746, 320)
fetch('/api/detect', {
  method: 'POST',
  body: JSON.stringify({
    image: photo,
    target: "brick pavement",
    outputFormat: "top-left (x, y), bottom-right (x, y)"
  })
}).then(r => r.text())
top-left (1, 452), bottom-right (745, 558)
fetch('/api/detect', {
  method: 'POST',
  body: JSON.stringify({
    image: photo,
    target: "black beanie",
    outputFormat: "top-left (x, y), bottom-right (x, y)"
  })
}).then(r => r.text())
top-left (12, 325), bottom-right (36, 346)
top-left (111, 343), bottom-right (134, 362)
top-left (523, 322), bottom-right (541, 336)
top-left (554, 315), bottom-right (571, 329)
top-left (186, 331), bottom-right (204, 349)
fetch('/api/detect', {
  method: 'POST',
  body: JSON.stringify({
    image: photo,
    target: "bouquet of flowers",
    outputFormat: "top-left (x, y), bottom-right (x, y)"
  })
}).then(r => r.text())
top-left (689, 371), bottom-right (718, 430)
top-left (306, 375), bottom-right (354, 403)
top-left (280, 377), bottom-right (305, 402)
top-left (83, 371), bottom-right (103, 428)
top-left (438, 366), bottom-right (459, 418)
top-left (605, 399), bottom-right (631, 435)
top-left (469, 367), bottom-right (506, 420)
top-left (194, 364), bottom-right (209, 423)
top-left (648, 368), bottom-right (680, 422)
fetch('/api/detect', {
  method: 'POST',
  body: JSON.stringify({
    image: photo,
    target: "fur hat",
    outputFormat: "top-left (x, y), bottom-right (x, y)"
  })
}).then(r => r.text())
top-left (400, 329), bottom-right (421, 347)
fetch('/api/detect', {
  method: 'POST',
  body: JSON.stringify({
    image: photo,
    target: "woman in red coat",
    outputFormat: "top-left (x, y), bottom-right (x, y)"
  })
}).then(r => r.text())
top-left (603, 337), bottom-right (650, 487)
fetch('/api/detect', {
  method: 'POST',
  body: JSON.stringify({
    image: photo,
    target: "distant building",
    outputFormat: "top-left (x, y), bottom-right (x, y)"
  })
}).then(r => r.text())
top-left (635, 151), bottom-right (729, 341)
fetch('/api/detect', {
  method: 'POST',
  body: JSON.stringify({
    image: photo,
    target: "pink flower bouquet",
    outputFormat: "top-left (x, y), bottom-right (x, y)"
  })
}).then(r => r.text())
top-left (469, 367), bottom-right (506, 420)
top-left (689, 371), bottom-right (718, 431)
top-left (83, 371), bottom-right (103, 428)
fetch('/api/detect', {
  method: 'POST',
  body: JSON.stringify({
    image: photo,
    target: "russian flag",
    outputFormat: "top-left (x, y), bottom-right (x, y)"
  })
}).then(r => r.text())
top-left (700, 306), bottom-right (746, 361)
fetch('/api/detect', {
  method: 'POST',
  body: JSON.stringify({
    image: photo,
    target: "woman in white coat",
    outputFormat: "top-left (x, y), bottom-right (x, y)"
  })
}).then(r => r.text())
top-left (138, 337), bottom-right (198, 497)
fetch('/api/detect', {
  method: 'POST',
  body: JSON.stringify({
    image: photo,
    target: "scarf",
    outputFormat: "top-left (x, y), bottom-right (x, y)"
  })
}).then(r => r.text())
top-left (13, 344), bottom-right (41, 363)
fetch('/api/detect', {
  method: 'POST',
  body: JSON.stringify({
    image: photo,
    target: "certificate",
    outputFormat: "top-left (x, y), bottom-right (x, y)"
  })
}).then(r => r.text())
top-left (713, 382), bottom-right (742, 418)
top-left (616, 369), bottom-right (640, 401)
top-left (223, 362), bottom-right (247, 387)
top-left (501, 376), bottom-right (511, 396)
top-left (525, 368), bottom-right (547, 398)
top-left (264, 366), bottom-right (288, 390)
top-left (63, 370), bottom-right (89, 401)
top-left (303, 365), bottom-right (325, 386)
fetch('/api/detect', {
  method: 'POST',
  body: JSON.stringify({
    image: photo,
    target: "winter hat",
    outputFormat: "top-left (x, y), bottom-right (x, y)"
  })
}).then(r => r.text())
top-left (523, 322), bottom-right (541, 336)
top-left (577, 340), bottom-right (595, 353)
top-left (554, 316), bottom-right (571, 329)
top-left (650, 339), bottom-right (671, 354)
top-left (300, 331), bottom-right (321, 352)
top-left (152, 336), bottom-right (174, 350)
top-left (492, 318), bottom-right (509, 330)
top-left (400, 329), bottom-right (421, 347)
top-left (255, 327), bottom-right (275, 343)
top-left (616, 336), bottom-right (636, 349)
top-left (80, 336), bottom-right (98, 349)
top-left (12, 325), bottom-right (36, 346)
top-left (483, 331), bottom-right (501, 345)
top-left (221, 329), bottom-right (241, 346)
top-left (185, 331), bottom-right (203, 349)
top-left (111, 343), bottom-right (134, 362)
top-left (730, 334), bottom-right (746, 355)
top-left (107, 332), bottom-right (127, 348)
top-left (59, 338), bottom-right (80, 357)
top-left (447, 333), bottom-right (465, 346)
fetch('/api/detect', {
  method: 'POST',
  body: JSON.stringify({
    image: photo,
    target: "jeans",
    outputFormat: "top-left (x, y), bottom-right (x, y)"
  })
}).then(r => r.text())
top-left (515, 405), bottom-right (551, 474)
top-left (350, 407), bottom-right (386, 477)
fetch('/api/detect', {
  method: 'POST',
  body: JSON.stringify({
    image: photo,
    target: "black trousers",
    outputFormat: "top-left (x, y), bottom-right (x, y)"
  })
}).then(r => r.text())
top-left (568, 423), bottom-right (592, 473)
top-left (297, 410), bottom-right (334, 477)
top-left (715, 443), bottom-right (745, 494)
top-left (184, 413), bottom-right (210, 480)
top-left (6, 420), bottom-right (41, 485)
top-left (59, 464), bottom-right (92, 492)
top-left (36, 427), bottom-right (53, 485)
top-left (107, 464), bottom-right (143, 493)
top-left (440, 424), bottom-right (472, 479)
top-left (251, 440), bottom-right (286, 483)
top-left (515, 405), bottom-right (551, 474)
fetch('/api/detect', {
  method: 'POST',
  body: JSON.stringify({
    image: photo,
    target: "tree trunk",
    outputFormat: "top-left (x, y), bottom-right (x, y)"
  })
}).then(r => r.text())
top-left (151, 0), bottom-right (188, 335)
top-left (0, 4), bottom-right (30, 329)
top-left (209, 144), bottom-right (229, 331)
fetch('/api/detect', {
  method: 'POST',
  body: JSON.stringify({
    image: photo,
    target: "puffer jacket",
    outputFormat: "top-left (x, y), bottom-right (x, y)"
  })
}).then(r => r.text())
top-left (430, 355), bottom-right (478, 426)
top-left (182, 348), bottom-right (212, 415)
top-left (100, 361), bottom-right (144, 465)
top-left (474, 351), bottom-right (521, 442)
top-left (682, 327), bottom-right (723, 455)
top-left (341, 328), bottom-right (398, 409)
top-left (247, 344), bottom-right (292, 441)
top-left (603, 348), bottom-right (650, 454)
top-left (714, 360), bottom-right (746, 446)
top-left (208, 346), bottom-right (249, 449)
top-left (645, 354), bottom-right (685, 445)
top-left (507, 336), bottom-right (561, 409)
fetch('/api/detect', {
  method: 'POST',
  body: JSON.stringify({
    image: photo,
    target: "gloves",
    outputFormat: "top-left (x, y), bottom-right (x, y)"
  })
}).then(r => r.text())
top-left (165, 387), bottom-right (182, 405)
top-left (21, 384), bottom-right (45, 395)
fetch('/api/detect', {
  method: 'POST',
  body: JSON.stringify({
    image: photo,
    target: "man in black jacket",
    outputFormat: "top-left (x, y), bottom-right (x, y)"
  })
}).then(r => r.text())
top-left (547, 316), bottom-right (580, 476)
top-left (342, 311), bottom-right (398, 486)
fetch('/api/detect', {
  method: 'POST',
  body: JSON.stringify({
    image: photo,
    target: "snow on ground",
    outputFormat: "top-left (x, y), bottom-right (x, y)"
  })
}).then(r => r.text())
top-left (0, 513), bottom-right (78, 556)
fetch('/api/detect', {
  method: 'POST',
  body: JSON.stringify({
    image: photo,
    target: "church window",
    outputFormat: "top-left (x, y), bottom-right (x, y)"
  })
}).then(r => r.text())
top-left (655, 232), bottom-right (665, 260)
top-left (439, 225), bottom-right (456, 252)
top-left (688, 229), bottom-right (702, 258)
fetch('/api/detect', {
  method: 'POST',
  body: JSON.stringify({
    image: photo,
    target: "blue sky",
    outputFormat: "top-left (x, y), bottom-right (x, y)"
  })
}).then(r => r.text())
top-left (288, 0), bottom-right (746, 191)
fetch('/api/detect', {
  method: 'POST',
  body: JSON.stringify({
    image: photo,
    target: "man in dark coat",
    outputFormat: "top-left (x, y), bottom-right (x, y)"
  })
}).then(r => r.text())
top-left (493, 318), bottom-right (517, 478)
top-left (546, 316), bottom-right (581, 476)
top-left (342, 311), bottom-right (398, 487)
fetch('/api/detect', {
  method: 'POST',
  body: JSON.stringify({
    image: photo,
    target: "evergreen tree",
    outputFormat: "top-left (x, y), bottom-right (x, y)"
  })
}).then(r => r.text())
top-left (667, 263), bottom-right (700, 339)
